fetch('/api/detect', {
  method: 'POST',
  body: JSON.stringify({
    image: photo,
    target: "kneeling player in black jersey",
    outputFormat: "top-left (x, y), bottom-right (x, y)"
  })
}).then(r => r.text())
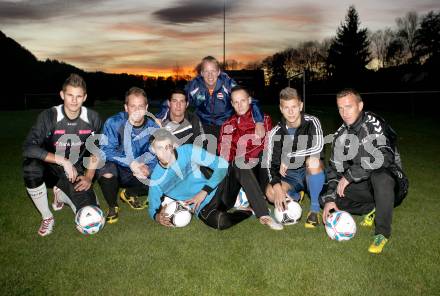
top-left (22, 74), bottom-right (103, 236)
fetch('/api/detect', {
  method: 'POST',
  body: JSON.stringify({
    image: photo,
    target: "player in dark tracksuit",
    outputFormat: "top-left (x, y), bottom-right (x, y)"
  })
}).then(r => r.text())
top-left (158, 89), bottom-right (204, 146)
top-left (321, 89), bottom-right (408, 254)
top-left (22, 74), bottom-right (102, 236)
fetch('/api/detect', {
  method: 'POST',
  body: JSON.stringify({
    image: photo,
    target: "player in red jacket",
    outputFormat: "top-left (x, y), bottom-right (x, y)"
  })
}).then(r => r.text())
top-left (218, 86), bottom-right (272, 193)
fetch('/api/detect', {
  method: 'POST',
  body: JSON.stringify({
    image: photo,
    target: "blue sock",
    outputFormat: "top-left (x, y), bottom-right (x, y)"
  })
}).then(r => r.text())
top-left (306, 171), bottom-right (325, 213)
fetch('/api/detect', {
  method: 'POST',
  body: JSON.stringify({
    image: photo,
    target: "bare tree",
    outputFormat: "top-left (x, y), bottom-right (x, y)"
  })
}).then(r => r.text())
top-left (172, 62), bottom-right (182, 81)
top-left (370, 28), bottom-right (394, 68)
top-left (396, 11), bottom-right (419, 62)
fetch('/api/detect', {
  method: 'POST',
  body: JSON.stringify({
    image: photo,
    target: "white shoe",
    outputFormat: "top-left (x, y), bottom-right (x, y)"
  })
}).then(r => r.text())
top-left (38, 217), bottom-right (54, 236)
top-left (260, 215), bottom-right (283, 231)
top-left (52, 186), bottom-right (64, 211)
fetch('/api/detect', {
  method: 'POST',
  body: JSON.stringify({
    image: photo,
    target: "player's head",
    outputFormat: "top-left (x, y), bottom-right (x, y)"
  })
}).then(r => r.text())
top-left (150, 128), bottom-right (178, 167)
top-left (200, 56), bottom-right (221, 89)
top-left (168, 89), bottom-right (188, 120)
top-left (336, 88), bottom-right (364, 126)
top-left (124, 87), bottom-right (148, 125)
top-left (60, 74), bottom-right (87, 116)
top-left (231, 86), bottom-right (251, 116)
top-left (279, 87), bottom-right (303, 127)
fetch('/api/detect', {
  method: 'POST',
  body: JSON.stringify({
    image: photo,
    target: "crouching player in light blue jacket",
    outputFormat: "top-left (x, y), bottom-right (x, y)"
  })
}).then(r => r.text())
top-left (148, 129), bottom-right (282, 230)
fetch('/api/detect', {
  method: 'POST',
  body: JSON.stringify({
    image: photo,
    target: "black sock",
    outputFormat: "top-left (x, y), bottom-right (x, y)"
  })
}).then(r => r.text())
top-left (98, 176), bottom-right (119, 208)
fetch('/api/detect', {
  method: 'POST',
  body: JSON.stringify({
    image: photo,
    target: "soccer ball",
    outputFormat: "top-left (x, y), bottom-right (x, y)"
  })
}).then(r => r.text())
top-left (325, 211), bottom-right (357, 241)
top-left (234, 188), bottom-right (249, 209)
top-left (164, 200), bottom-right (192, 228)
top-left (75, 205), bottom-right (105, 235)
top-left (274, 199), bottom-right (302, 225)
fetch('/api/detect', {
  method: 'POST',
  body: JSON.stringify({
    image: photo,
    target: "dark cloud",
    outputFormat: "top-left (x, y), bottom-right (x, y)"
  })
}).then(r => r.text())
top-left (153, 0), bottom-right (240, 24)
top-left (0, 0), bottom-right (107, 23)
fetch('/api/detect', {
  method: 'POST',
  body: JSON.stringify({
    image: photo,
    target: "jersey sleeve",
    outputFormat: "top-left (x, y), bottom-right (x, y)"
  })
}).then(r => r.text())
top-left (265, 126), bottom-right (283, 186)
top-left (148, 171), bottom-right (164, 220)
top-left (189, 144), bottom-right (228, 194)
top-left (250, 98), bottom-right (264, 123)
top-left (101, 117), bottom-right (129, 167)
top-left (22, 109), bottom-right (53, 161)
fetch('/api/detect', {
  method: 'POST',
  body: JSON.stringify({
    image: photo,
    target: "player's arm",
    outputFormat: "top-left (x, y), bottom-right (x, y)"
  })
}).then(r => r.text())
top-left (75, 112), bottom-right (105, 191)
top-left (148, 174), bottom-right (172, 226)
top-left (186, 145), bottom-right (228, 210)
top-left (101, 118), bottom-right (130, 167)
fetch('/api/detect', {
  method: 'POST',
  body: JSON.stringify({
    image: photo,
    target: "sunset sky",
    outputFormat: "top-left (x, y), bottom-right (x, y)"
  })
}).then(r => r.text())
top-left (1, 0), bottom-right (438, 76)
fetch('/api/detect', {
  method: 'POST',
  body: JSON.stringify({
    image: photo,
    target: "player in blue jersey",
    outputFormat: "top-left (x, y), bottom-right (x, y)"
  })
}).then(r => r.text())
top-left (97, 87), bottom-right (159, 224)
top-left (147, 129), bottom-right (282, 230)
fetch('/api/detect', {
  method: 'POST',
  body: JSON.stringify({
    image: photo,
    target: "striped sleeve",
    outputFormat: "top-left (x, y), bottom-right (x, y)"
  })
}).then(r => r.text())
top-left (287, 115), bottom-right (323, 158)
top-left (265, 125), bottom-right (282, 185)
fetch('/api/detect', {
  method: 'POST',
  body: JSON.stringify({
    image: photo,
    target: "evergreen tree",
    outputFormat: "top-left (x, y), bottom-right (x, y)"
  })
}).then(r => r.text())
top-left (326, 6), bottom-right (371, 83)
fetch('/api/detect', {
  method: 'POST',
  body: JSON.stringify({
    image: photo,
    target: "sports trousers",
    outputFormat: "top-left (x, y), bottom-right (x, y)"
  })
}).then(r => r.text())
top-left (23, 158), bottom-right (98, 211)
top-left (198, 164), bottom-right (270, 230)
top-left (321, 168), bottom-right (407, 238)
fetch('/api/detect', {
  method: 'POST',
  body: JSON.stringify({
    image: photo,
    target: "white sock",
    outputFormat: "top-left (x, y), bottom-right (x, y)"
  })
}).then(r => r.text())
top-left (56, 188), bottom-right (77, 213)
top-left (27, 183), bottom-right (53, 219)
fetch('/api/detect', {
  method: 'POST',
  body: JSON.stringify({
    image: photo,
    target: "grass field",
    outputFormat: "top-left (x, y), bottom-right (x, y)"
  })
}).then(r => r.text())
top-left (0, 102), bottom-right (439, 296)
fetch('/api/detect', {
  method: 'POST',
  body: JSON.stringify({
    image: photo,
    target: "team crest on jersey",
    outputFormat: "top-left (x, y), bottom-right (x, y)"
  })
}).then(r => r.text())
top-left (217, 93), bottom-right (224, 100)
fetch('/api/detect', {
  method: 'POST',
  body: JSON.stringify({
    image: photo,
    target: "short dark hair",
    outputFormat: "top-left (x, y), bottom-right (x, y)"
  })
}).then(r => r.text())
top-left (62, 73), bottom-right (87, 93)
top-left (125, 87), bottom-right (147, 104)
top-left (169, 89), bottom-right (187, 101)
top-left (336, 88), bottom-right (362, 102)
top-left (279, 87), bottom-right (302, 102)
top-left (231, 85), bottom-right (250, 97)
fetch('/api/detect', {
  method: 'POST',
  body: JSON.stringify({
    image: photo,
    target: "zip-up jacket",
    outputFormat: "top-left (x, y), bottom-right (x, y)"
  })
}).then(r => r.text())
top-left (159, 110), bottom-right (204, 146)
top-left (156, 72), bottom-right (264, 126)
top-left (218, 108), bottom-right (272, 162)
top-left (264, 113), bottom-right (324, 186)
top-left (321, 111), bottom-right (407, 204)
top-left (101, 111), bottom-right (159, 170)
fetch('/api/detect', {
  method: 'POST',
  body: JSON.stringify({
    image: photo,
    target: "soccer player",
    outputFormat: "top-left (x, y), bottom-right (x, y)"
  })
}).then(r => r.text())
top-left (265, 87), bottom-right (325, 228)
top-left (157, 56), bottom-right (265, 148)
top-left (97, 87), bottom-right (159, 224)
top-left (148, 129), bottom-right (283, 230)
top-left (158, 89), bottom-right (204, 145)
top-left (218, 85), bottom-right (272, 192)
top-left (22, 73), bottom-right (103, 236)
top-left (321, 89), bottom-right (408, 253)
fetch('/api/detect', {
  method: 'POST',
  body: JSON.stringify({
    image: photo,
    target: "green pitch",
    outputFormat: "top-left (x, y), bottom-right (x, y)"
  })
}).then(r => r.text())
top-left (0, 103), bottom-right (439, 295)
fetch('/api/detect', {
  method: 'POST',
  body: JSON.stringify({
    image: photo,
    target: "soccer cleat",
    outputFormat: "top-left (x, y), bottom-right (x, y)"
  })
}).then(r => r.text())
top-left (297, 191), bottom-right (305, 204)
top-left (106, 207), bottom-right (119, 224)
top-left (361, 208), bottom-right (376, 227)
top-left (368, 234), bottom-right (389, 254)
top-left (305, 211), bottom-right (320, 228)
top-left (259, 216), bottom-right (284, 231)
top-left (119, 189), bottom-right (146, 210)
top-left (38, 217), bottom-right (54, 237)
top-left (52, 186), bottom-right (64, 211)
